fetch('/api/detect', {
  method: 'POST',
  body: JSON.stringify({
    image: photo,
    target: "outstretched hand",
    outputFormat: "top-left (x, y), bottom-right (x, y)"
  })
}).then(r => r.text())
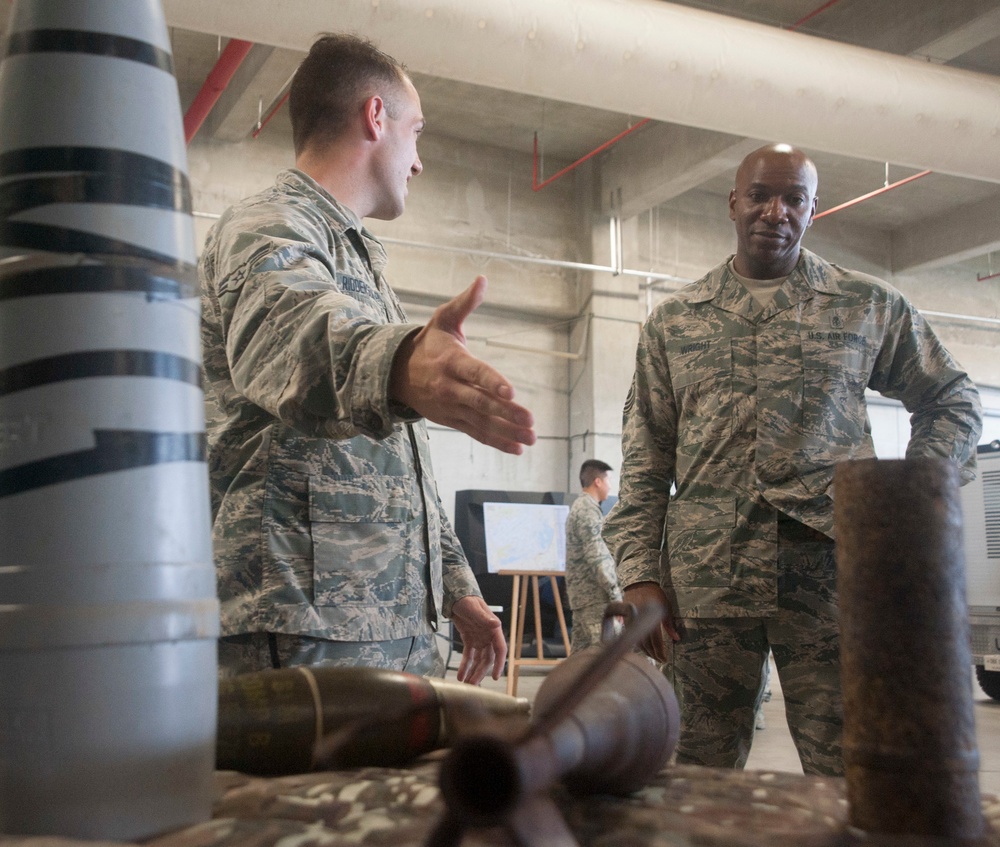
top-left (389, 276), bottom-right (536, 455)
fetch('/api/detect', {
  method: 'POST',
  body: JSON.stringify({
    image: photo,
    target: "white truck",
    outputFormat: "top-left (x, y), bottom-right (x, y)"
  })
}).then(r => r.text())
top-left (960, 441), bottom-right (1000, 700)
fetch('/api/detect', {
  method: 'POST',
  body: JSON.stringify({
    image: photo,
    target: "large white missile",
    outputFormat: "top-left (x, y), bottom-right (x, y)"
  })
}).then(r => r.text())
top-left (0, 0), bottom-right (217, 838)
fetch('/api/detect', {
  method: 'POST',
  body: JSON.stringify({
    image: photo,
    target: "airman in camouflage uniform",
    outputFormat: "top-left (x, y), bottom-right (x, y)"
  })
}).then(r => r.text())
top-left (604, 144), bottom-right (981, 776)
top-left (565, 460), bottom-right (623, 652)
top-left (202, 35), bottom-right (535, 684)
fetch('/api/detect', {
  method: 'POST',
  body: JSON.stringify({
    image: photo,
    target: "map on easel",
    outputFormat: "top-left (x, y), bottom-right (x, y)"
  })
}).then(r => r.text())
top-left (483, 502), bottom-right (569, 573)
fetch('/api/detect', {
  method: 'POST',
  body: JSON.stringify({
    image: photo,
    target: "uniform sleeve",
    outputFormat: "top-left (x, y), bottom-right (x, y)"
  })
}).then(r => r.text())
top-left (603, 313), bottom-right (679, 588)
top-left (869, 293), bottom-right (982, 483)
top-left (439, 504), bottom-right (483, 617)
top-left (203, 206), bottom-right (421, 440)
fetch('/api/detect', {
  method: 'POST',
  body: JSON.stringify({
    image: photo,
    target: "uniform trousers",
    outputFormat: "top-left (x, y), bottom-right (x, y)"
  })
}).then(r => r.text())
top-left (667, 517), bottom-right (843, 776)
top-left (217, 632), bottom-right (445, 679)
top-left (570, 603), bottom-right (608, 653)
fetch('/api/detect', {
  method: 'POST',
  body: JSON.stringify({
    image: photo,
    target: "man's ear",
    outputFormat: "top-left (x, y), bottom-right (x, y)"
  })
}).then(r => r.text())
top-left (362, 94), bottom-right (386, 140)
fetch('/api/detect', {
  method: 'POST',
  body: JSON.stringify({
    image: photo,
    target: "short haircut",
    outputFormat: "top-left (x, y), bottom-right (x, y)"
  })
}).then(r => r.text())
top-left (289, 33), bottom-right (408, 157)
top-left (580, 459), bottom-right (613, 489)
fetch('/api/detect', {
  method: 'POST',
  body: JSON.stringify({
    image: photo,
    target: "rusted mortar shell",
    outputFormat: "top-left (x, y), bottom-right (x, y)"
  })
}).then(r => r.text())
top-left (217, 666), bottom-right (530, 774)
top-left (835, 457), bottom-right (984, 840)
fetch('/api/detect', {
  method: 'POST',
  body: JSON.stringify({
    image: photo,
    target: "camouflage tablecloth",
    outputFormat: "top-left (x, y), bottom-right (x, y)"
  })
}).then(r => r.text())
top-left (4, 763), bottom-right (1000, 847)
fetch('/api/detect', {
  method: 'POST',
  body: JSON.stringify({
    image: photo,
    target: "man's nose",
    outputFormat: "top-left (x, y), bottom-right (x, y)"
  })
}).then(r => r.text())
top-left (761, 198), bottom-right (787, 222)
top-left (411, 156), bottom-right (423, 177)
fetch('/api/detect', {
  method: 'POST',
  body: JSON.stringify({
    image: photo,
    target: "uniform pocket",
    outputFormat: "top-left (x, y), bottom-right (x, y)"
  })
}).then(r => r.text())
top-left (801, 328), bottom-right (873, 440)
top-left (308, 474), bottom-right (415, 607)
top-left (670, 339), bottom-right (733, 446)
top-left (666, 498), bottom-right (734, 588)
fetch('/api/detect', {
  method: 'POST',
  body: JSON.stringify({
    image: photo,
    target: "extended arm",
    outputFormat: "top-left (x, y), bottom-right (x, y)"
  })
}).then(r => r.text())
top-left (207, 211), bottom-right (534, 452)
top-left (390, 277), bottom-right (535, 455)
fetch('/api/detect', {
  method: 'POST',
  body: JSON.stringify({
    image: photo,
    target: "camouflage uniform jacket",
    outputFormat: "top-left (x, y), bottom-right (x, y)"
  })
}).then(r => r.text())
top-left (604, 248), bottom-right (982, 618)
top-left (200, 169), bottom-right (482, 641)
top-left (565, 493), bottom-right (623, 612)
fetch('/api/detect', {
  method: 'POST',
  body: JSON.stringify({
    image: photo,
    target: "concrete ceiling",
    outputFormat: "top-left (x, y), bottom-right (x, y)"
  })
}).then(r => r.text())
top-left (162, 1), bottom-right (1000, 281)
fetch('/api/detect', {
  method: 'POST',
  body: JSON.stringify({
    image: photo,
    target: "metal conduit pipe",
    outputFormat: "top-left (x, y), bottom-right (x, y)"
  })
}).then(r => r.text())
top-left (192, 213), bottom-right (1000, 328)
top-left (191, 211), bottom-right (689, 285)
top-left (163, 0), bottom-right (1000, 183)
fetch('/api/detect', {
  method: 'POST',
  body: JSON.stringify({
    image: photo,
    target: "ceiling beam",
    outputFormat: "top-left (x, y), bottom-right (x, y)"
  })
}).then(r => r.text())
top-left (891, 192), bottom-right (1000, 273)
top-left (872, 10), bottom-right (1000, 270)
top-left (598, 125), bottom-right (759, 218)
top-left (161, 0), bottom-right (1000, 184)
top-left (910, 6), bottom-right (1000, 63)
top-left (599, 5), bottom-right (1000, 223)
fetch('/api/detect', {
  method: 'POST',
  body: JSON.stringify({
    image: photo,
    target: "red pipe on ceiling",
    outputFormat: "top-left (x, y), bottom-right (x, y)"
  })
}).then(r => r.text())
top-left (184, 38), bottom-right (254, 144)
top-left (813, 170), bottom-right (932, 220)
top-left (788, 0), bottom-right (843, 31)
top-left (252, 89), bottom-right (291, 139)
top-left (532, 119), bottom-right (650, 191)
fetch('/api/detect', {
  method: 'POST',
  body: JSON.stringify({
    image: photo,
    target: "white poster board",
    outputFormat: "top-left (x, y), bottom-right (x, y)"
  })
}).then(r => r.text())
top-left (483, 502), bottom-right (569, 573)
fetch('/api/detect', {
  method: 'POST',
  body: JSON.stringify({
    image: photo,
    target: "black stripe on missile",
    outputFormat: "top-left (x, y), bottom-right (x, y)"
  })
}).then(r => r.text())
top-left (0, 430), bottom-right (205, 497)
top-left (0, 172), bottom-right (189, 218)
top-left (0, 263), bottom-right (198, 301)
top-left (0, 221), bottom-right (195, 271)
top-left (4, 29), bottom-right (174, 73)
top-left (0, 147), bottom-right (190, 199)
top-left (0, 351), bottom-right (202, 398)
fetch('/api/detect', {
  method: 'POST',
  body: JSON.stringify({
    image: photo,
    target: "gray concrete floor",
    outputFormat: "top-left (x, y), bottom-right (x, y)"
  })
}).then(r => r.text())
top-left (450, 652), bottom-right (1000, 798)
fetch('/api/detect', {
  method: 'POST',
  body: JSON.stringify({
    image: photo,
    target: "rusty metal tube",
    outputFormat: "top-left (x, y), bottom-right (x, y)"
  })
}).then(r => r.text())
top-left (217, 666), bottom-right (529, 775)
top-left (835, 457), bottom-right (984, 839)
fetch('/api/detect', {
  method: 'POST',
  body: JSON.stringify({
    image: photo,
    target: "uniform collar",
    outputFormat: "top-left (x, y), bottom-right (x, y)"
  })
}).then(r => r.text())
top-left (683, 248), bottom-right (838, 320)
top-left (279, 169), bottom-right (389, 276)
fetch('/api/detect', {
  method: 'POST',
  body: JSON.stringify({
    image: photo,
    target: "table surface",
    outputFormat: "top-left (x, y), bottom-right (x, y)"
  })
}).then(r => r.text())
top-left (6, 762), bottom-right (1000, 847)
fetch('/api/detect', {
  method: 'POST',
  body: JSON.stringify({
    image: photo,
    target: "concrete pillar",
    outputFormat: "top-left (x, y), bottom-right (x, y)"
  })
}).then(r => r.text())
top-left (567, 164), bottom-right (642, 495)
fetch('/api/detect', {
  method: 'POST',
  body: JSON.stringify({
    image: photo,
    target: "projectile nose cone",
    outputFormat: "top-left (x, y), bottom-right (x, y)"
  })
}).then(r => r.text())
top-left (0, 0), bottom-right (193, 266)
top-left (6, 0), bottom-right (173, 50)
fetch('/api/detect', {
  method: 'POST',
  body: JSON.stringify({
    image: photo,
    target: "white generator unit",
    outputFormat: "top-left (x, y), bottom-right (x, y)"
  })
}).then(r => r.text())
top-left (959, 441), bottom-right (1000, 700)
